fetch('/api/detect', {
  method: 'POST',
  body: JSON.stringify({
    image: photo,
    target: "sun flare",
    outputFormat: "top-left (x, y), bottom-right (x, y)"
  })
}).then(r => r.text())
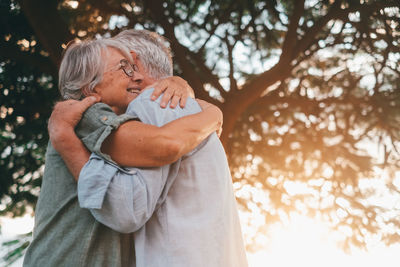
top-left (245, 214), bottom-right (399, 267)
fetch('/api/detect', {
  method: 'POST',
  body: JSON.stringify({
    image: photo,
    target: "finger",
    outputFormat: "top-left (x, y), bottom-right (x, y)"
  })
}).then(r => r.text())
top-left (53, 100), bottom-right (70, 109)
top-left (52, 100), bottom-right (73, 114)
top-left (179, 95), bottom-right (188, 108)
top-left (179, 92), bottom-right (189, 108)
top-left (89, 93), bottom-right (101, 101)
top-left (217, 127), bottom-right (222, 137)
top-left (77, 96), bottom-right (99, 113)
top-left (169, 95), bottom-right (181, 109)
top-left (188, 87), bottom-right (195, 98)
top-left (160, 89), bottom-right (174, 108)
top-left (150, 82), bottom-right (165, 101)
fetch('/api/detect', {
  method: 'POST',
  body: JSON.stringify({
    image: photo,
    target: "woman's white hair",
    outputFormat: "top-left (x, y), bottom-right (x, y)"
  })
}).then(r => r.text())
top-left (112, 29), bottom-right (173, 79)
top-left (58, 38), bottom-right (131, 100)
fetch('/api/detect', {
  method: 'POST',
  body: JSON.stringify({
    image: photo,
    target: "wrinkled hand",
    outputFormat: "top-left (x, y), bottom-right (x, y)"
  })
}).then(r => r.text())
top-left (147, 76), bottom-right (195, 109)
top-left (48, 96), bottom-right (100, 148)
top-left (196, 99), bottom-right (223, 137)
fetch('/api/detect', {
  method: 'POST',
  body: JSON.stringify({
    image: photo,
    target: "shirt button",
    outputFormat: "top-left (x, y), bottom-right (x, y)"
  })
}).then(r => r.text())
top-left (102, 116), bottom-right (108, 121)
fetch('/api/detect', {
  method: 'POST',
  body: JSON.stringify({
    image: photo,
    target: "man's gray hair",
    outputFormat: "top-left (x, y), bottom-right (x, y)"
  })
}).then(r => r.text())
top-left (112, 29), bottom-right (173, 79)
top-left (58, 38), bottom-right (131, 100)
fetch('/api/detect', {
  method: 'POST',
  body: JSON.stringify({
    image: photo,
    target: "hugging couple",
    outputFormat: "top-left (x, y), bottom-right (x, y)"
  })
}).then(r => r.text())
top-left (24, 29), bottom-right (248, 267)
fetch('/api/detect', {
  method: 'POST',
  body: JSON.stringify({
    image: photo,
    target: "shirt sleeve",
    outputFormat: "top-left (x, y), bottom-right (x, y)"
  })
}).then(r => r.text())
top-left (75, 102), bottom-right (138, 164)
top-left (126, 88), bottom-right (202, 127)
top-left (78, 153), bottom-right (179, 233)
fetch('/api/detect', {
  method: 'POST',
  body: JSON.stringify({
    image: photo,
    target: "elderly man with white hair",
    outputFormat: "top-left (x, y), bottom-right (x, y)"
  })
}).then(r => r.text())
top-left (24, 31), bottom-right (222, 267)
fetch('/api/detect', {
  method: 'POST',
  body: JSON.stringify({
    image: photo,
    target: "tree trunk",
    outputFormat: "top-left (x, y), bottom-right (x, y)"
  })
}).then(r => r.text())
top-left (19, 0), bottom-right (73, 67)
top-left (220, 63), bottom-right (291, 151)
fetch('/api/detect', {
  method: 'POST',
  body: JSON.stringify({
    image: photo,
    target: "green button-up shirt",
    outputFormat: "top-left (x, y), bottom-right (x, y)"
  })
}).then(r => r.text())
top-left (23, 103), bottom-right (136, 267)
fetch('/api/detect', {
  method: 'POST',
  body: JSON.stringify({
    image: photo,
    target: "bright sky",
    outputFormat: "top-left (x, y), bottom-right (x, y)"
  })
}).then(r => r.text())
top-left (246, 214), bottom-right (400, 267)
top-left (1, 213), bottom-right (399, 267)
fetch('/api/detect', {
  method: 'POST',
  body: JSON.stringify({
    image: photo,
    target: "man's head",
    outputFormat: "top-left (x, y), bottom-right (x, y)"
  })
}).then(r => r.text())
top-left (112, 29), bottom-right (173, 80)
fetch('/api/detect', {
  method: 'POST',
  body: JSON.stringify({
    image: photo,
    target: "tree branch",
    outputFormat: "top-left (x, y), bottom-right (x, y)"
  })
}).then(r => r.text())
top-left (224, 35), bottom-right (238, 92)
top-left (279, 0), bottom-right (305, 65)
top-left (295, 0), bottom-right (400, 58)
top-left (0, 40), bottom-right (56, 77)
top-left (144, 0), bottom-right (221, 104)
top-left (293, 0), bottom-right (342, 59)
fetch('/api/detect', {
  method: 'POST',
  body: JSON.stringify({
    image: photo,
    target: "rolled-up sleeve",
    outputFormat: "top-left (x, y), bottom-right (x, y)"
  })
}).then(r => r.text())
top-left (78, 154), bottom-right (175, 233)
top-left (75, 103), bottom-right (137, 164)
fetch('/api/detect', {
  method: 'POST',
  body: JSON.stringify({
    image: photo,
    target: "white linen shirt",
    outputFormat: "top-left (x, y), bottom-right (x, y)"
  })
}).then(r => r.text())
top-left (78, 89), bottom-right (248, 267)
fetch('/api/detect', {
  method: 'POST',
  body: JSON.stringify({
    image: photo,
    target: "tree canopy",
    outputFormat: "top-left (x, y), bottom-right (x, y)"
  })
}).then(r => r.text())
top-left (1, 0), bottom-right (399, 251)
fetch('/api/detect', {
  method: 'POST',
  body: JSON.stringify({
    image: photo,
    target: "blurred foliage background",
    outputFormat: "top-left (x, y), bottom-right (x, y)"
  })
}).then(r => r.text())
top-left (1, 0), bottom-right (400, 256)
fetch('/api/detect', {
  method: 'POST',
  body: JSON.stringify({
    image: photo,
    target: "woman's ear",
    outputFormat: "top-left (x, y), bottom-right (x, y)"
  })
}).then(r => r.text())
top-left (130, 50), bottom-right (138, 61)
top-left (82, 86), bottom-right (95, 97)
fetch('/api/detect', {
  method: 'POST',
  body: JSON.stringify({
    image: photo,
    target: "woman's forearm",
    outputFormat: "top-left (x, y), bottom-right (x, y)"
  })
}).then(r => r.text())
top-left (51, 128), bottom-right (91, 181)
top-left (159, 105), bottom-right (222, 157)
